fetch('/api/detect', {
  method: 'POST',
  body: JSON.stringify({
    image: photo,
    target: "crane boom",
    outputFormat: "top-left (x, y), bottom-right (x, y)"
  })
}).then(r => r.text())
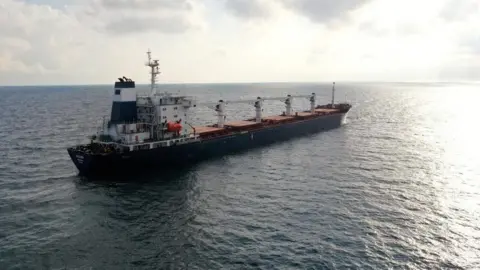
top-left (197, 94), bottom-right (311, 107)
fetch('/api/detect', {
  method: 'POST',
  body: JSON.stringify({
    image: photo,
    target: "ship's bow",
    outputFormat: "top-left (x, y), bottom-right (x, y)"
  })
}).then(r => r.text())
top-left (339, 103), bottom-right (352, 125)
top-left (67, 146), bottom-right (96, 175)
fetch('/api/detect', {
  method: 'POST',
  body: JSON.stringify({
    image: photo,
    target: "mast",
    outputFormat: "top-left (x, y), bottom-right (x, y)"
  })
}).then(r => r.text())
top-left (331, 82), bottom-right (335, 107)
top-left (146, 49), bottom-right (160, 95)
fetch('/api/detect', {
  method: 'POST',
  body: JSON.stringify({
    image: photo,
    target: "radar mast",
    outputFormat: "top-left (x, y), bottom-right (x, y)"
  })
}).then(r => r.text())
top-left (331, 82), bottom-right (335, 107)
top-left (146, 49), bottom-right (160, 95)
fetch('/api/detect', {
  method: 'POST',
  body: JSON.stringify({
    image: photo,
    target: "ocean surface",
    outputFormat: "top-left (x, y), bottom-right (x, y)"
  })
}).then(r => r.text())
top-left (0, 82), bottom-right (479, 269)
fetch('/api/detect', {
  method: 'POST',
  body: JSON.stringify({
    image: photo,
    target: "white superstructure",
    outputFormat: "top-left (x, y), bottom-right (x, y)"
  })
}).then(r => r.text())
top-left (93, 51), bottom-right (198, 150)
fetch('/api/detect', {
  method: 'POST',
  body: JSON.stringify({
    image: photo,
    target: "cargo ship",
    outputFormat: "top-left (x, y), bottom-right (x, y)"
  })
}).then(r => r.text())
top-left (67, 51), bottom-right (352, 175)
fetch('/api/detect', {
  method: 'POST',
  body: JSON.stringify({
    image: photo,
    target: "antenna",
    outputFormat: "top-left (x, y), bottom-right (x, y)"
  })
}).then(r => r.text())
top-left (331, 82), bottom-right (335, 107)
top-left (146, 49), bottom-right (161, 95)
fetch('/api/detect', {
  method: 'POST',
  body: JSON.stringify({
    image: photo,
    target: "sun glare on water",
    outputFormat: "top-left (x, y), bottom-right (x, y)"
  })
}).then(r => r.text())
top-left (414, 83), bottom-right (480, 266)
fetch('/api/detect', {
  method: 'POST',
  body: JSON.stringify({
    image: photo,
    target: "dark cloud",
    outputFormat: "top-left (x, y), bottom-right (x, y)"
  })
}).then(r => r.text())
top-left (279, 0), bottom-right (371, 24)
top-left (105, 16), bottom-right (191, 34)
top-left (224, 0), bottom-right (270, 19)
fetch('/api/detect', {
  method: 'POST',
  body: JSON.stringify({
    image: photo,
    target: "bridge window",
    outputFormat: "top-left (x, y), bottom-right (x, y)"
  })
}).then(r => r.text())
top-left (115, 89), bottom-right (121, 95)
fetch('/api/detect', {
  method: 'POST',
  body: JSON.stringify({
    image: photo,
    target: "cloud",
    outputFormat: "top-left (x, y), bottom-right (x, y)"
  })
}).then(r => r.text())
top-left (0, 0), bottom-right (152, 84)
top-left (222, 0), bottom-right (372, 23)
top-left (81, 0), bottom-right (203, 35)
top-left (435, 0), bottom-right (480, 56)
top-left (1, 0), bottom-right (480, 85)
top-left (464, 37), bottom-right (480, 54)
top-left (98, 0), bottom-right (193, 10)
top-left (440, 0), bottom-right (480, 22)
top-left (358, 21), bottom-right (389, 37)
top-left (224, 0), bottom-right (271, 19)
top-left (0, 1), bottom-right (93, 73)
top-left (279, 0), bottom-right (371, 24)
top-left (358, 21), bottom-right (423, 38)
top-left (104, 16), bottom-right (192, 34)
top-left (439, 55), bottom-right (480, 81)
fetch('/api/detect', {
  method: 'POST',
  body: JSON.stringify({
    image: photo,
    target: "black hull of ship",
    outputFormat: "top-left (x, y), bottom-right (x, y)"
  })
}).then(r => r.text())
top-left (68, 113), bottom-right (348, 176)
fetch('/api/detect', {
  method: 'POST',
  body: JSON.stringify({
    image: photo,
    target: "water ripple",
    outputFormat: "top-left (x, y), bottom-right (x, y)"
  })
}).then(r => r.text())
top-left (0, 83), bottom-right (479, 269)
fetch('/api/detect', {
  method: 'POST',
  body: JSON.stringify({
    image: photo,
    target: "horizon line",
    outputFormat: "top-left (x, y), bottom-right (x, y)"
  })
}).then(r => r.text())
top-left (0, 80), bottom-right (478, 88)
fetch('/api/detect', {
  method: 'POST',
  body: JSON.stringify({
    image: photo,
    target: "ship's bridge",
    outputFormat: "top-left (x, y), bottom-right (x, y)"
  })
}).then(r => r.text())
top-left (136, 92), bottom-right (197, 140)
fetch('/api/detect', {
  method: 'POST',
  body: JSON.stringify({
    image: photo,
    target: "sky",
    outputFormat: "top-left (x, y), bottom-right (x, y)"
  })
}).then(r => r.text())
top-left (0, 0), bottom-right (479, 85)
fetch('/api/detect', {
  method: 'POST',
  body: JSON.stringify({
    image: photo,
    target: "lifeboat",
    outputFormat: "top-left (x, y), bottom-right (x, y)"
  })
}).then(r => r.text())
top-left (166, 121), bottom-right (182, 132)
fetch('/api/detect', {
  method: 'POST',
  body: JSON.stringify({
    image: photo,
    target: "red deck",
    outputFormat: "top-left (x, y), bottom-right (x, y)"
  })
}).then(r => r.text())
top-left (194, 126), bottom-right (224, 135)
top-left (224, 120), bottom-right (259, 128)
top-left (315, 108), bottom-right (338, 113)
top-left (263, 115), bottom-right (294, 122)
top-left (295, 112), bottom-right (315, 117)
top-left (194, 107), bottom-right (344, 138)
